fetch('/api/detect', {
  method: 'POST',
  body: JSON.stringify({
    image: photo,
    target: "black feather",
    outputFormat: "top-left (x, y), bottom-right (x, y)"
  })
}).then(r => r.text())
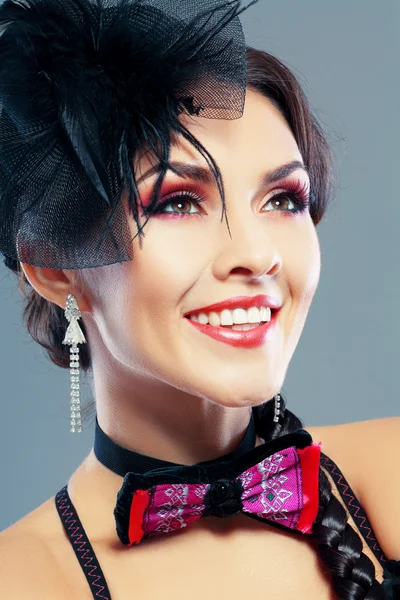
top-left (0, 0), bottom-right (258, 268)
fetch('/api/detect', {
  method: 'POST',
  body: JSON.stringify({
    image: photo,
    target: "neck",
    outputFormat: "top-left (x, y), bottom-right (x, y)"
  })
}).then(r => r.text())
top-left (68, 356), bottom-right (266, 544)
top-left (94, 409), bottom-right (257, 476)
top-left (90, 353), bottom-right (264, 467)
top-left (95, 381), bottom-right (262, 467)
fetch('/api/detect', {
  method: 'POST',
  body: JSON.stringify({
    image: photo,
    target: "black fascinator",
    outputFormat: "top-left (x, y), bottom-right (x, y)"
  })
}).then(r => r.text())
top-left (0, 0), bottom-right (258, 271)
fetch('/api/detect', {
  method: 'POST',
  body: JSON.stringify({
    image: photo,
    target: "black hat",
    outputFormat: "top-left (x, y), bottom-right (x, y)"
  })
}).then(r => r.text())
top-left (0, 0), bottom-right (258, 272)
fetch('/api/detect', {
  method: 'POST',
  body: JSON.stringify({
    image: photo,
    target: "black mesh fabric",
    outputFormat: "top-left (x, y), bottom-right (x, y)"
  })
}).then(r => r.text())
top-left (0, 0), bottom-right (258, 271)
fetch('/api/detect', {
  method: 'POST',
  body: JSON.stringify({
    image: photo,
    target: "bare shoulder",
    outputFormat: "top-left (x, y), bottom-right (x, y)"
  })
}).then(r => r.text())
top-left (308, 416), bottom-right (400, 559)
top-left (0, 495), bottom-right (82, 599)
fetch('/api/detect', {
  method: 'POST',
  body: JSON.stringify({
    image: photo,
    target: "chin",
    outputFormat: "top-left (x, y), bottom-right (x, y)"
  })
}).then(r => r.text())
top-left (195, 379), bottom-right (280, 409)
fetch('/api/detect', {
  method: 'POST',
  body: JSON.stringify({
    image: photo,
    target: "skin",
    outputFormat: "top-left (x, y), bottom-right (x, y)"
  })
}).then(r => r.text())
top-left (2, 89), bottom-right (398, 598)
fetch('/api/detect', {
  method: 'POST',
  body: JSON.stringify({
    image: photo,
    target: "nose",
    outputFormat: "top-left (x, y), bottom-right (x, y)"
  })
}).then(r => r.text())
top-left (212, 210), bottom-right (282, 282)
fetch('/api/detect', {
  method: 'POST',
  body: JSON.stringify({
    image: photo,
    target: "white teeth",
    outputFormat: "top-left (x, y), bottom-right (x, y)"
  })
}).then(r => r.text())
top-left (189, 306), bottom-right (272, 326)
top-left (208, 312), bottom-right (220, 327)
top-left (247, 306), bottom-right (261, 323)
top-left (220, 309), bottom-right (233, 326)
top-left (232, 308), bottom-right (248, 324)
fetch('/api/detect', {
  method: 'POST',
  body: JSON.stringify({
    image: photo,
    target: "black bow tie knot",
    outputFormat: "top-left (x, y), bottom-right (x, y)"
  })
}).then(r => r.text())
top-left (203, 478), bottom-right (243, 518)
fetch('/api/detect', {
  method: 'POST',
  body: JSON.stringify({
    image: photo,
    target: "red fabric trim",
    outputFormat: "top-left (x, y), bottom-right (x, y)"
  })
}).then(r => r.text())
top-left (128, 489), bottom-right (151, 546)
top-left (296, 442), bottom-right (321, 534)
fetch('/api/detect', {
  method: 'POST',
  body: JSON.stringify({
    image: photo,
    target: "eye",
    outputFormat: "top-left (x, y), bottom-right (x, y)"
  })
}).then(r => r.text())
top-left (263, 180), bottom-right (310, 216)
top-left (263, 191), bottom-right (307, 214)
top-left (150, 189), bottom-right (206, 216)
top-left (147, 179), bottom-right (310, 217)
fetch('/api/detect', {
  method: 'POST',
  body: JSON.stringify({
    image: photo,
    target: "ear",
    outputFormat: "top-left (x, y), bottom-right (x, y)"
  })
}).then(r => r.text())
top-left (19, 262), bottom-right (91, 314)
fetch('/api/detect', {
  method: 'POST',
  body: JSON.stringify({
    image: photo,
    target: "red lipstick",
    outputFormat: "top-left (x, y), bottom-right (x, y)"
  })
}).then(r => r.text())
top-left (184, 310), bottom-right (279, 348)
top-left (183, 294), bottom-right (282, 317)
top-left (183, 294), bottom-right (281, 349)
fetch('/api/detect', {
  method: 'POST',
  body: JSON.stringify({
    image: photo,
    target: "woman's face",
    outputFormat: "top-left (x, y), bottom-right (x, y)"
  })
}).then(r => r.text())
top-left (82, 90), bottom-right (321, 408)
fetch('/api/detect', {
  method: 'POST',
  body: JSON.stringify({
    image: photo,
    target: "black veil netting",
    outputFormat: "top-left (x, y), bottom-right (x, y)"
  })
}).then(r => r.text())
top-left (0, 0), bottom-right (258, 272)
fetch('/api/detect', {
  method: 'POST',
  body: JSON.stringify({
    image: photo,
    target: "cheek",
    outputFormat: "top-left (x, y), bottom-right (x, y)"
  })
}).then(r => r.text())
top-left (277, 225), bottom-right (320, 364)
top-left (131, 225), bottom-right (206, 298)
top-left (87, 264), bottom-right (137, 349)
top-left (285, 225), bottom-right (321, 307)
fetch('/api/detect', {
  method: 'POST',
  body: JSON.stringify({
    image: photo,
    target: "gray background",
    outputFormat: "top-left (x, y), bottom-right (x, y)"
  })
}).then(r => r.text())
top-left (1, 0), bottom-right (399, 531)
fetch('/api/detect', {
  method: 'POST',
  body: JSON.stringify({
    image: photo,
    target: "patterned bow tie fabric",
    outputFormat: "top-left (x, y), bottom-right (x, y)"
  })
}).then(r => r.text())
top-left (114, 429), bottom-right (321, 546)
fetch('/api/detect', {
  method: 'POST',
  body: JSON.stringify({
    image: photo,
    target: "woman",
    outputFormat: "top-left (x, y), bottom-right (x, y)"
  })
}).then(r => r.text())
top-left (0, 0), bottom-right (398, 598)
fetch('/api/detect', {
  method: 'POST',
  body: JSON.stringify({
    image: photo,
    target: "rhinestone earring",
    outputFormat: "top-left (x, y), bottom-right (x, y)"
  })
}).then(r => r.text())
top-left (62, 294), bottom-right (87, 433)
top-left (273, 393), bottom-right (281, 423)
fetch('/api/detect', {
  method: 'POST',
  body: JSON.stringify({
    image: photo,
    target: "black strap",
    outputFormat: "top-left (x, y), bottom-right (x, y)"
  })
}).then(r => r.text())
top-left (320, 452), bottom-right (388, 565)
top-left (55, 485), bottom-right (112, 599)
top-left (93, 411), bottom-right (256, 476)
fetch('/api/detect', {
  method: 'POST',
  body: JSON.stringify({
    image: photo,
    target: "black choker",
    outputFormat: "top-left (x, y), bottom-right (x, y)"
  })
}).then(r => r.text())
top-left (94, 412), bottom-right (257, 477)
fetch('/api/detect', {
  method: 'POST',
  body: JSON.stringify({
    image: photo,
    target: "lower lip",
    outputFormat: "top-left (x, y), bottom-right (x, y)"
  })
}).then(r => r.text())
top-left (184, 310), bottom-right (278, 348)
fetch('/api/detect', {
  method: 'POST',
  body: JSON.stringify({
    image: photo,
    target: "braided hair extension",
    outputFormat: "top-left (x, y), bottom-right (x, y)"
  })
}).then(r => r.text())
top-left (252, 396), bottom-right (387, 600)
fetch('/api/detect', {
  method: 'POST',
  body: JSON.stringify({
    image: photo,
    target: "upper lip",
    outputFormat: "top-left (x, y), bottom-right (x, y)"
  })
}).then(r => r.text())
top-left (183, 294), bottom-right (282, 317)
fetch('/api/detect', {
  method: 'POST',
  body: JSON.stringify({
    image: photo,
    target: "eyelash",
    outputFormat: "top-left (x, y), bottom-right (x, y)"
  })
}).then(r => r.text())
top-left (147, 179), bottom-right (310, 218)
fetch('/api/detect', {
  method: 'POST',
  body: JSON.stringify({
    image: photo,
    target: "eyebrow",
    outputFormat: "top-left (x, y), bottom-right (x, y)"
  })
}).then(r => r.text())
top-left (136, 159), bottom-right (309, 188)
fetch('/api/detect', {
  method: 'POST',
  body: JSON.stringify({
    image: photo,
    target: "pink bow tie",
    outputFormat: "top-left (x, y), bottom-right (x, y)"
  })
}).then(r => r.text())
top-left (114, 429), bottom-right (321, 546)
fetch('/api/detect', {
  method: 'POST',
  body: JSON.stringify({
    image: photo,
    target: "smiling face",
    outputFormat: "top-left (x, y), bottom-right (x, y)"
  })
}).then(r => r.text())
top-left (82, 89), bottom-right (321, 408)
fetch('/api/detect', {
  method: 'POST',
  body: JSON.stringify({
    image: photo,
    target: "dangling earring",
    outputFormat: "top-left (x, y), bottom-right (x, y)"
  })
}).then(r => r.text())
top-left (273, 393), bottom-right (281, 423)
top-left (62, 294), bottom-right (87, 433)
